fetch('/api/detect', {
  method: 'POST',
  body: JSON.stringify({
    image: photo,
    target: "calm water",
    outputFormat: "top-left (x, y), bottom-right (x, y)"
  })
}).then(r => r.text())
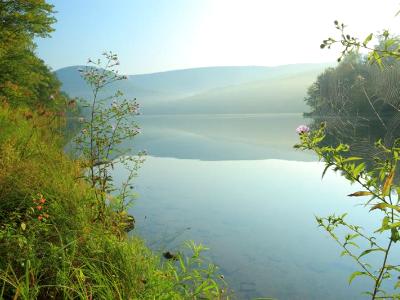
top-left (114, 113), bottom-right (384, 299)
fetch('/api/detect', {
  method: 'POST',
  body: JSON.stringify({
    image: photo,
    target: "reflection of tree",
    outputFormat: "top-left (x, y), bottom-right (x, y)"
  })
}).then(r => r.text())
top-left (305, 54), bottom-right (400, 164)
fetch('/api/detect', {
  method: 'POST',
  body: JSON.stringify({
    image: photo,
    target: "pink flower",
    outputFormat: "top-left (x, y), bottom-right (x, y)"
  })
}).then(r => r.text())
top-left (296, 125), bottom-right (310, 134)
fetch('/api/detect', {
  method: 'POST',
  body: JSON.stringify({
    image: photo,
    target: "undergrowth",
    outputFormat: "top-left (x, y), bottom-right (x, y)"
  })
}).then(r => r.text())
top-left (0, 104), bottom-right (228, 299)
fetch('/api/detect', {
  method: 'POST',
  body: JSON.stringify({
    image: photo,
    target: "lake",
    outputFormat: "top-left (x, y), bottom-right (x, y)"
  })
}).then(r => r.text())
top-left (114, 113), bottom-right (384, 299)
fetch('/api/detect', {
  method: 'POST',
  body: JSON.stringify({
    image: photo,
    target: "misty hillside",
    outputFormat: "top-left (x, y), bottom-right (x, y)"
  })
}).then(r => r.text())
top-left (56, 63), bottom-right (332, 114)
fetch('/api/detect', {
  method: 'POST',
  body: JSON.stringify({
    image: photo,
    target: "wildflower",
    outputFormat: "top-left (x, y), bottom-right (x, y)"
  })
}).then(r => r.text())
top-left (43, 213), bottom-right (49, 218)
top-left (40, 197), bottom-right (46, 204)
top-left (296, 125), bottom-right (310, 134)
top-left (38, 215), bottom-right (43, 221)
top-left (36, 205), bottom-right (43, 211)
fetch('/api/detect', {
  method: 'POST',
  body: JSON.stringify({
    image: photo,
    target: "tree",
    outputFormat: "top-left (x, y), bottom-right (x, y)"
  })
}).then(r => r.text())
top-left (0, 0), bottom-right (63, 108)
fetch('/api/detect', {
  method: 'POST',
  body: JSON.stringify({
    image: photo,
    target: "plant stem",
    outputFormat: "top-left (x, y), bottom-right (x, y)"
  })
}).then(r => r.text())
top-left (372, 238), bottom-right (393, 299)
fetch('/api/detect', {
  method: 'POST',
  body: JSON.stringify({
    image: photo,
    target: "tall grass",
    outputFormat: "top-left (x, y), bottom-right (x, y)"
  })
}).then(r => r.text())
top-left (0, 104), bottom-right (228, 299)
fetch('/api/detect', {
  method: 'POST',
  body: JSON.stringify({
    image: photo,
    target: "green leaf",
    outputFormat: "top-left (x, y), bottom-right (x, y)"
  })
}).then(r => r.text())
top-left (395, 280), bottom-right (400, 289)
top-left (194, 280), bottom-right (209, 294)
top-left (342, 157), bottom-right (363, 162)
top-left (370, 203), bottom-right (400, 213)
top-left (358, 248), bottom-right (385, 259)
top-left (375, 216), bottom-right (390, 233)
top-left (385, 39), bottom-right (395, 49)
top-left (353, 163), bottom-right (365, 178)
top-left (321, 163), bottom-right (332, 179)
top-left (373, 51), bottom-right (383, 68)
top-left (348, 271), bottom-right (368, 284)
top-left (348, 191), bottom-right (373, 197)
top-left (370, 203), bottom-right (387, 212)
top-left (390, 222), bottom-right (400, 229)
top-left (20, 223), bottom-right (26, 231)
top-left (391, 228), bottom-right (400, 242)
top-left (363, 33), bottom-right (373, 46)
top-left (347, 241), bottom-right (359, 248)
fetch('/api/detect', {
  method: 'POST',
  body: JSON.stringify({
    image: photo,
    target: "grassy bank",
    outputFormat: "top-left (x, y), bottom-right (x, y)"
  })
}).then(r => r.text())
top-left (0, 104), bottom-right (227, 299)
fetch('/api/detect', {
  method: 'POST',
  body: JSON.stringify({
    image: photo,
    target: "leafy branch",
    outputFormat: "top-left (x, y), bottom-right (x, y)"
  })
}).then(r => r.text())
top-left (74, 51), bottom-right (145, 222)
top-left (295, 125), bottom-right (400, 299)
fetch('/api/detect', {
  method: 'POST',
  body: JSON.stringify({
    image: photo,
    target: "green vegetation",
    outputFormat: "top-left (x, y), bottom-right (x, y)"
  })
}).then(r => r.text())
top-left (0, 1), bottom-right (227, 299)
top-left (0, 0), bottom-right (64, 108)
top-left (72, 51), bottom-right (145, 218)
top-left (298, 19), bottom-right (400, 300)
top-left (296, 124), bottom-right (400, 299)
top-left (304, 52), bottom-right (400, 165)
top-left (0, 105), bottom-right (222, 299)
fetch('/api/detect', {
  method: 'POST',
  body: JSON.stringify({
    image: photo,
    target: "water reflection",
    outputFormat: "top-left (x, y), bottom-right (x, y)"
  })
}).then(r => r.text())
top-left (113, 113), bottom-right (380, 299)
top-left (307, 114), bottom-right (400, 167)
top-left (131, 114), bottom-right (314, 161)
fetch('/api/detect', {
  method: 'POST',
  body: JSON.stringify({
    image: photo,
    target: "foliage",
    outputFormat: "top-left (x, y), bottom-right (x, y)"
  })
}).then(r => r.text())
top-left (0, 0), bottom-right (55, 39)
top-left (305, 41), bottom-right (400, 169)
top-left (0, 103), bottom-right (229, 299)
top-left (73, 52), bottom-right (145, 218)
top-left (296, 123), bottom-right (400, 299)
top-left (0, 1), bottom-right (229, 298)
top-left (0, 0), bottom-right (65, 108)
top-left (297, 14), bottom-right (400, 299)
top-left (320, 20), bottom-right (400, 67)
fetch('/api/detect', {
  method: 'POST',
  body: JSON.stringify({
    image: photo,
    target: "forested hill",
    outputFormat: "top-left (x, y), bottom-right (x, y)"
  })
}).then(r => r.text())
top-left (56, 63), bottom-right (332, 114)
top-left (304, 54), bottom-right (400, 165)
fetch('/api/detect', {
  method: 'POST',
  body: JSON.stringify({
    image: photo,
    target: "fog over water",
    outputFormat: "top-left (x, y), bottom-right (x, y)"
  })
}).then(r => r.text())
top-left (112, 113), bottom-right (386, 299)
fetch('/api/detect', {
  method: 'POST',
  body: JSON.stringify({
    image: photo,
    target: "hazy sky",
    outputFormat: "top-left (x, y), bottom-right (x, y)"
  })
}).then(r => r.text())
top-left (36, 0), bottom-right (400, 75)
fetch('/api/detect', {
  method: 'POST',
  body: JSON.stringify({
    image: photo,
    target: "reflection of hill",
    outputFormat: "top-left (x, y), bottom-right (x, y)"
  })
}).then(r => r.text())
top-left (125, 114), bottom-right (315, 161)
top-left (56, 63), bottom-right (331, 114)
